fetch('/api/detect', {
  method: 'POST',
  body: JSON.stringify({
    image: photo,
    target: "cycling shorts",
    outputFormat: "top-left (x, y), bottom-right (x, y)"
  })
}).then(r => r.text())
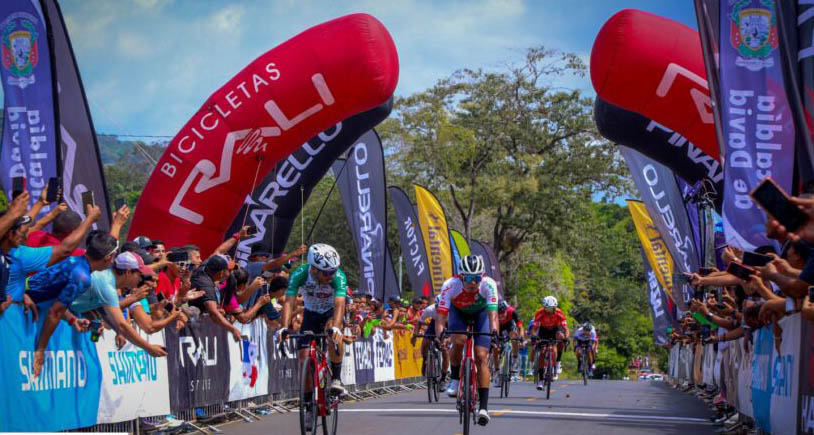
top-left (447, 306), bottom-right (491, 349)
top-left (499, 320), bottom-right (517, 336)
top-left (298, 309), bottom-right (334, 349)
top-left (537, 325), bottom-right (564, 341)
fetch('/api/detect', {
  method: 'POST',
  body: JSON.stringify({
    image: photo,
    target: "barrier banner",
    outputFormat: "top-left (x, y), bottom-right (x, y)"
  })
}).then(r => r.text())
top-left (333, 130), bottom-right (398, 300)
top-left (752, 325), bottom-right (774, 431)
top-left (702, 343), bottom-right (715, 386)
top-left (372, 329), bottom-right (395, 382)
top-left (267, 332), bottom-right (299, 395)
top-left (693, 342), bottom-right (704, 385)
top-left (0, 0), bottom-right (59, 211)
top-left (42, 0), bottom-right (112, 229)
top-left (393, 331), bottom-right (421, 379)
top-left (353, 334), bottom-right (375, 385)
top-left (739, 338), bottom-right (755, 418)
top-left (228, 319), bottom-right (269, 401)
top-left (714, 345), bottom-right (723, 388)
top-left (0, 304), bottom-right (101, 432)
top-left (800, 315), bottom-right (814, 434)
top-left (697, 0), bottom-right (795, 251)
top-left (95, 328), bottom-right (170, 423)
top-left (770, 314), bottom-right (799, 435)
top-left (341, 328), bottom-right (356, 386)
top-left (669, 345), bottom-right (679, 378)
top-left (164, 319), bottom-right (230, 409)
top-left (227, 98), bottom-right (392, 262)
top-left (415, 184), bottom-right (453, 294)
top-left (727, 341), bottom-right (741, 412)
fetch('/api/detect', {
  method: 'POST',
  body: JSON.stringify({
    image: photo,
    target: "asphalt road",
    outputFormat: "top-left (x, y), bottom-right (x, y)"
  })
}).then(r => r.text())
top-left (227, 379), bottom-right (716, 435)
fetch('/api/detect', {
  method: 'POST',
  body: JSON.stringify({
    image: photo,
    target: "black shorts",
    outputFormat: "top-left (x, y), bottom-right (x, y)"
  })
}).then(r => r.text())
top-left (537, 325), bottom-right (564, 341)
top-left (298, 309), bottom-right (334, 349)
top-left (499, 321), bottom-right (517, 336)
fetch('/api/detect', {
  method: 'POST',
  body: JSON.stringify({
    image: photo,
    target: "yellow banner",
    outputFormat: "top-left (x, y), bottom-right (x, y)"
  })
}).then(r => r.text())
top-left (450, 229), bottom-right (471, 257)
top-left (415, 185), bottom-right (453, 293)
top-left (627, 200), bottom-right (677, 304)
top-left (394, 330), bottom-right (422, 379)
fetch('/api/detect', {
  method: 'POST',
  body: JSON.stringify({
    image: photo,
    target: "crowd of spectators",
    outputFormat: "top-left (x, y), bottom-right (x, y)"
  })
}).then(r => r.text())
top-left (0, 185), bottom-right (434, 379)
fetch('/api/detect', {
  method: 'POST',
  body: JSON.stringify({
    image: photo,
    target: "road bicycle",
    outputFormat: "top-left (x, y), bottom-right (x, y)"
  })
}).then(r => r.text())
top-left (284, 331), bottom-right (340, 435)
top-left (575, 340), bottom-right (593, 386)
top-left (416, 333), bottom-right (443, 403)
top-left (446, 324), bottom-right (494, 435)
top-left (496, 335), bottom-right (522, 398)
top-left (531, 337), bottom-right (566, 400)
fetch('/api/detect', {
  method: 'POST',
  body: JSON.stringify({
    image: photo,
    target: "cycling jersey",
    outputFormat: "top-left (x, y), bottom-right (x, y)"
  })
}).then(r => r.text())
top-left (419, 304), bottom-right (439, 324)
top-left (498, 305), bottom-right (521, 327)
top-left (573, 327), bottom-right (598, 342)
top-left (437, 275), bottom-right (499, 315)
top-left (533, 307), bottom-right (567, 330)
top-left (285, 264), bottom-right (347, 314)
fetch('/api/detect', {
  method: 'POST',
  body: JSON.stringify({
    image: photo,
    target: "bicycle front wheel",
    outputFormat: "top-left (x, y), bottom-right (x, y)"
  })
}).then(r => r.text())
top-left (462, 358), bottom-right (472, 435)
top-left (426, 350), bottom-right (435, 403)
top-left (432, 350), bottom-right (441, 402)
top-left (323, 395), bottom-right (339, 435)
top-left (582, 352), bottom-right (588, 386)
top-left (504, 352), bottom-right (512, 397)
top-left (300, 358), bottom-right (317, 435)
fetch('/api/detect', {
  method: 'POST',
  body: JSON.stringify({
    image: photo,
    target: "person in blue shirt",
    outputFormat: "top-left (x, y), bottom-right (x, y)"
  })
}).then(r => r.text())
top-left (28, 230), bottom-right (159, 376)
top-left (0, 200), bottom-right (101, 311)
top-left (0, 191), bottom-right (32, 314)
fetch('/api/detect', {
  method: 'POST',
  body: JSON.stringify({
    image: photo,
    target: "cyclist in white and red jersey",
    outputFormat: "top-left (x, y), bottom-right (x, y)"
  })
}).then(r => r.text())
top-left (436, 255), bottom-right (499, 426)
top-left (414, 294), bottom-right (450, 388)
top-left (531, 295), bottom-right (569, 387)
top-left (574, 322), bottom-right (598, 374)
top-left (491, 300), bottom-right (524, 375)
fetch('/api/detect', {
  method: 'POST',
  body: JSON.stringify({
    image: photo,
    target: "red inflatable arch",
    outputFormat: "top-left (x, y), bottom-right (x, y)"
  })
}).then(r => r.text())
top-left (590, 9), bottom-right (719, 161)
top-left (129, 14), bottom-right (399, 254)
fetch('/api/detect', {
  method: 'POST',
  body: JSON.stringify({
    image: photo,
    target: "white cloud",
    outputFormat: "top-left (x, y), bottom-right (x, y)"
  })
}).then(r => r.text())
top-left (208, 5), bottom-right (246, 37)
top-left (116, 32), bottom-right (153, 59)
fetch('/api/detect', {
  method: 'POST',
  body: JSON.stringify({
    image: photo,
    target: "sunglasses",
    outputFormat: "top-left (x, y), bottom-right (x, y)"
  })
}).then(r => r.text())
top-left (462, 275), bottom-right (482, 284)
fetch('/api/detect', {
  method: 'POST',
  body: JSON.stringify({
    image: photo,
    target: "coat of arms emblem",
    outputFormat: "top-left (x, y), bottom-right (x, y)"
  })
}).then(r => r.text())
top-left (729, 0), bottom-right (778, 71)
top-left (0, 12), bottom-right (39, 89)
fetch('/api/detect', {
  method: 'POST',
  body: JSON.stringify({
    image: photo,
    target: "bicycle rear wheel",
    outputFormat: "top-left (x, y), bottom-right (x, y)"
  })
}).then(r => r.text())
top-left (300, 358), bottom-right (318, 435)
top-left (462, 358), bottom-right (472, 435)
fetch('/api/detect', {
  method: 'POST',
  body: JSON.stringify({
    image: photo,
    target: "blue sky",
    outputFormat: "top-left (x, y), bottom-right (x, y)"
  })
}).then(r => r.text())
top-left (54, 0), bottom-right (697, 140)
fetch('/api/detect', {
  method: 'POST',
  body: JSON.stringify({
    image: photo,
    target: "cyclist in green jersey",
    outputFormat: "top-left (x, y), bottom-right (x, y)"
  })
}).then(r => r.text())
top-left (279, 244), bottom-right (348, 413)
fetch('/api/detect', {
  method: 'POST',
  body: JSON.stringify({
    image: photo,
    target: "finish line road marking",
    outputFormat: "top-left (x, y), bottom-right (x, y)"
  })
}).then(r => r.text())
top-left (340, 408), bottom-right (712, 424)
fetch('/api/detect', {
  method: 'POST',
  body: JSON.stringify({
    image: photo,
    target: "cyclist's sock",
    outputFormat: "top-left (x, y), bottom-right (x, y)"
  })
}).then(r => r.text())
top-left (450, 365), bottom-right (460, 381)
top-left (478, 388), bottom-right (489, 410)
top-left (331, 362), bottom-right (342, 380)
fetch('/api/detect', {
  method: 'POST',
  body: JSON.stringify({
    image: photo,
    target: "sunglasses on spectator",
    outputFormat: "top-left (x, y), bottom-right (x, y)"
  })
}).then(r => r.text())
top-left (461, 274), bottom-right (482, 284)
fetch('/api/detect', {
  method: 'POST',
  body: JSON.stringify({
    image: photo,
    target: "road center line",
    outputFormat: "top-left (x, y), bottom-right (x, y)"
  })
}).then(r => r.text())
top-left (339, 408), bottom-right (712, 424)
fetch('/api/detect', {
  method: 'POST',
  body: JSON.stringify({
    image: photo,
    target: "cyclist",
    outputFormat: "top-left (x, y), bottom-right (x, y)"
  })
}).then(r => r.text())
top-left (574, 322), bottom-right (598, 375)
top-left (437, 255), bottom-right (499, 427)
top-left (414, 294), bottom-right (450, 389)
top-left (531, 295), bottom-right (569, 389)
top-left (278, 244), bottom-right (347, 429)
top-left (491, 300), bottom-right (524, 377)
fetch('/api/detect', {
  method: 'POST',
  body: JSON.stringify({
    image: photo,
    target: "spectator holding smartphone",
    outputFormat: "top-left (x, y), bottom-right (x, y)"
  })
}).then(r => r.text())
top-left (188, 255), bottom-right (242, 341)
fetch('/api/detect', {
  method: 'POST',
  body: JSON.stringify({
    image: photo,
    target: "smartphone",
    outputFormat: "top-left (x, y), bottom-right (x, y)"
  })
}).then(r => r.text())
top-left (114, 198), bottom-right (126, 211)
top-left (750, 178), bottom-right (809, 232)
top-left (742, 251), bottom-right (773, 267)
top-left (672, 273), bottom-right (692, 285)
top-left (45, 177), bottom-right (60, 203)
top-left (156, 292), bottom-right (165, 303)
top-left (11, 176), bottom-right (25, 199)
top-left (81, 190), bottom-right (95, 212)
top-left (245, 225), bottom-right (258, 236)
top-left (167, 251), bottom-right (188, 262)
top-left (699, 267), bottom-right (715, 276)
top-left (165, 302), bottom-right (174, 311)
top-left (726, 262), bottom-right (754, 281)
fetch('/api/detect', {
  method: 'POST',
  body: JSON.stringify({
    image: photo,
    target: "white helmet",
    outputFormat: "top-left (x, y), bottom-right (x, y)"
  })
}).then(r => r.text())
top-left (542, 296), bottom-right (558, 309)
top-left (459, 255), bottom-right (485, 275)
top-left (307, 244), bottom-right (340, 272)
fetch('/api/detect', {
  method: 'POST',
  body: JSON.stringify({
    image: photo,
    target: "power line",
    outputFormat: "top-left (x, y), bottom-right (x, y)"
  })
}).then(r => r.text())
top-left (97, 133), bottom-right (174, 139)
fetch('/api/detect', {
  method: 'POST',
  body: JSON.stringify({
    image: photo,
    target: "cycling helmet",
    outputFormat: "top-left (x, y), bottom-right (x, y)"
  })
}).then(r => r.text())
top-left (307, 243), bottom-right (340, 272)
top-left (497, 300), bottom-right (508, 312)
top-left (435, 294), bottom-right (442, 306)
top-left (542, 296), bottom-right (558, 309)
top-left (582, 322), bottom-right (593, 331)
top-left (459, 255), bottom-right (485, 275)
